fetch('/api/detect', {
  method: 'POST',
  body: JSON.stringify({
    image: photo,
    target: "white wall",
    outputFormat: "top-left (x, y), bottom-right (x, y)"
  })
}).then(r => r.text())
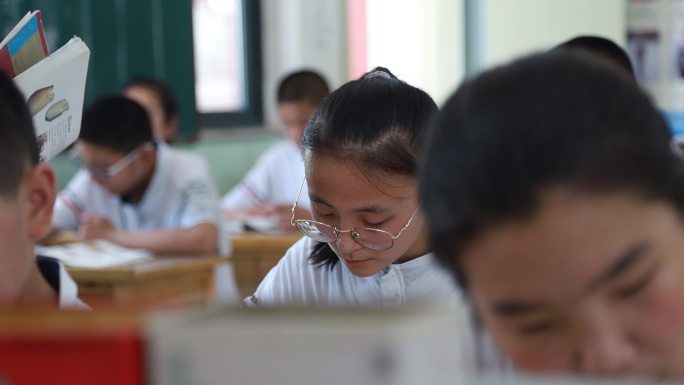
top-left (261, 0), bottom-right (348, 128)
top-left (478, 0), bottom-right (626, 69)
top-left (365, 0), bottom-right (465, 105)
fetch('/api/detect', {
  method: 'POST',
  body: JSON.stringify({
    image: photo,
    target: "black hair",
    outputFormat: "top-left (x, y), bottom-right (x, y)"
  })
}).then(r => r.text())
top-left (0, 71), bottom-right (39, 196)
top-left (303, 66), bottom-right (438, 268)
top-left (420, 51), bottom-right (680, 290)
top-left (125, 76), bottom-right (178, 123)
top-left (554, 35), bottom-right (635, 79)
top-left (277, 70), bottom-right (330, 105)
top-left (79, 95), bottom-right (153, 154)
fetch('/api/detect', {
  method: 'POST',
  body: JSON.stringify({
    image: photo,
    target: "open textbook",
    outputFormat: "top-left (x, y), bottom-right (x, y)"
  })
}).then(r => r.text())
top-left (0, 11), bottom-right (90, 161)
top-left (36, 240), bottom-right (152, 268)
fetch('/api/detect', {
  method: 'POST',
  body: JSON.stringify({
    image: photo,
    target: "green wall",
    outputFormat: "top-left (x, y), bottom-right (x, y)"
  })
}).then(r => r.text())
top-left (0, 0), bottom-right (198, 139)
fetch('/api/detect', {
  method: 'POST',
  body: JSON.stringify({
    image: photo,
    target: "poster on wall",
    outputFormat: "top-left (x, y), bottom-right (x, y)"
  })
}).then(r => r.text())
top-left (627, 0), bottom-right (684, 141)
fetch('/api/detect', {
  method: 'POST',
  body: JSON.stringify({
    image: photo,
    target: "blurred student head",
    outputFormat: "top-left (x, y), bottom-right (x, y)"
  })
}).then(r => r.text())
top-left (76, 96), bottom-right (156, 197)
top-left (124, 76), bottom-right (179, 143)
top-left (276, 70), bottom-right (330, 147)
top-left (421, 51), bottom-right (684, 378)
top-left (298, 67), bottom-right (437, 277)
top-left (554, 35), bottom-right (636, 79)
top-left (0, 71), bottom-right (57, 301)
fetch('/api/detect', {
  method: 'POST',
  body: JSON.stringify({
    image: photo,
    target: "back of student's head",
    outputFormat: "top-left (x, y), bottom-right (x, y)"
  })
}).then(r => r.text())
top-left (80, 95), bottom-right (153, 154)
top-left (554, 35), bottom-right (636, 79)
top-left (303, 67), bottom-right (437, 177)
top-left (304, 67), bottom-right (437, 268)
top-left (125, 76), bottom-right (178, 122)
top-left (0, 72), bottom-right (39, 197)
top-left (277, 70), bottom-right (330, 105)
top-left (420, 51), bottom-right (679, 288)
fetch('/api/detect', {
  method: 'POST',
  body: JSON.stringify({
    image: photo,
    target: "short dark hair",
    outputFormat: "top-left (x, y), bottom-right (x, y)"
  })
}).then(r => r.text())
top-left (125, 76), bottom-right (178, 123)
top-left (420, 52), bottom-right (680, 289)
top-left (554, 35), bottom-right (635, 79)
top-left (0, 71), bottom-right (39, 197)
top-left (79, 95), bottom-right (153, 154)
top-left (277, 70), bottom-right (330, 105)
top-left (303, 66), bottom-right (438, 268)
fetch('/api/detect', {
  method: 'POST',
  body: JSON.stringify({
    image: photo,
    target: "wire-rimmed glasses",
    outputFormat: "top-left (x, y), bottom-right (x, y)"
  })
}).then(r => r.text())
top-left (290, 178), bottom-right (417, 251)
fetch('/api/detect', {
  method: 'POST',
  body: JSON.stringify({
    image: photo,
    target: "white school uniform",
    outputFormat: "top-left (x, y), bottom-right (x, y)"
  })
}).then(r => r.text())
top-left (36, 256), bottom-right (88, 309)
top-left (52, 145), bottom-right (238, 302)
top-left (247, 236), bottom-right (510, 374)
top-left (247, 236), bottom-right (460, 307)
top-left (221, 141), bottom-right (310, 210)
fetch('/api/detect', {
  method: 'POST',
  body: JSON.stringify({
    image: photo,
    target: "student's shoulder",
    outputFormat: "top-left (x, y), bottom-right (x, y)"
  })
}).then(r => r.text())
top-left (159, 146), bottom-right (211, 182)
top-left (258, 140), bottom-right (299, 164)
top-left (275, 236), bottom-right (318, 273)
top-left (263, 237), bottom-right (336, 287)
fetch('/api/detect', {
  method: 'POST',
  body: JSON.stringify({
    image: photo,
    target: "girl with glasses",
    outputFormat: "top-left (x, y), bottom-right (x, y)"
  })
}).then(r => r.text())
top-left (246, 67), bottom-right (460, 307)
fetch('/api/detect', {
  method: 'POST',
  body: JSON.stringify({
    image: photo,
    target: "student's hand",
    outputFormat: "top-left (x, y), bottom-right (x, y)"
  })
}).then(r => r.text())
top-left (78, 215), bottom-right (116, 241)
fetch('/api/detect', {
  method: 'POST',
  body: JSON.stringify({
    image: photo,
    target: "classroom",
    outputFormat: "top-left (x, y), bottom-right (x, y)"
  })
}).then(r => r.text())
top-left (1, 0), bottom-right (683, 384)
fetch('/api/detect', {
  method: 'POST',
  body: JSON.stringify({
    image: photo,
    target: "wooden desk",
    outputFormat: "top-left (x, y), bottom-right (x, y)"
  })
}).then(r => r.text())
top-left (230, 232), bottom-right (301, 297)
top-left (68, 255), bottom-right (228, 308)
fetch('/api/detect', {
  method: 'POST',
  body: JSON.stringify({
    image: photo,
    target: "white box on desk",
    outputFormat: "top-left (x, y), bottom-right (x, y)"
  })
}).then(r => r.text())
top-left (147, 306), bottom-right (468, 385)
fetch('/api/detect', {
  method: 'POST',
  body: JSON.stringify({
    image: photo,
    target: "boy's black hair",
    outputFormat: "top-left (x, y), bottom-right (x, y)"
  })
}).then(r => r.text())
top-left (420, 51), bottom-right (679, 289)
top-left (125, 76), bottom-right (178, 123)
top-left (79, 95), bottom-right (153, 154)
top-left (554, 35), bottom-right (635, 79)
top-left (0, 71), bottom-right (39, 196)
top-left (303, 66), bottom-right (438, 268)
top-left (277, 70), bottom-right (330, 105)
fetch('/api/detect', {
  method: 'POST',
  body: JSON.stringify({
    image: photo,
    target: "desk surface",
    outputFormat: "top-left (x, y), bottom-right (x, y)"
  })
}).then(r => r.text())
top-left (67, 255), bottom-right (228, 284)
top-left (229, 232), bottom-right (302, 298)
top-left (230, 232), bottom-right (302, 256)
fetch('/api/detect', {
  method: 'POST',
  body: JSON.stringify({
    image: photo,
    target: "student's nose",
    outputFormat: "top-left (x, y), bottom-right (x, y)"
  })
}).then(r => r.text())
top-left (334, 229), bottom-right (364, 255)
top-left (573, 317), bottom-right (638, 376)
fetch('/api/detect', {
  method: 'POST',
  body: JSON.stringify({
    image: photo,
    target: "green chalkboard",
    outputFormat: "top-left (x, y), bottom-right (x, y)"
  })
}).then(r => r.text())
top-left (0, 0), bottom-right (198, 140)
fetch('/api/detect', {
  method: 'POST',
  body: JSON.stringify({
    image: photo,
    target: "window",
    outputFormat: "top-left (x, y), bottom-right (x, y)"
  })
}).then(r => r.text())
top-left (192, 0), bottom-right (262, 128)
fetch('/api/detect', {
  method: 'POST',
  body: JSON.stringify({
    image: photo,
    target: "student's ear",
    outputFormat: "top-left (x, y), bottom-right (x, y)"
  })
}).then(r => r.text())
top-left (140, 145), bottom-right (157, 164)
top-left (24, 163), bottom-right (56, 241)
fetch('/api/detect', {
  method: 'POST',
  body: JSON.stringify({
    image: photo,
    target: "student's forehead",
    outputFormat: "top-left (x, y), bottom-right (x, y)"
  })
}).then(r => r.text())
top-left (76, 142), bottom-right (126, 159)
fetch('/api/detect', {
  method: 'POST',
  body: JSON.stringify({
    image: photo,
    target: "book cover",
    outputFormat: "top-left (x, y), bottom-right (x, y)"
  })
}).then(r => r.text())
top-left (0, 11), bottom-right (49, 77)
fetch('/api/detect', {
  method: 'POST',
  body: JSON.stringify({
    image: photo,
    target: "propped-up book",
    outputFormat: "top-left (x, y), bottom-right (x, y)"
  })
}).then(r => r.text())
top-left (14, 37), bottom-right (90, 161)
top-left (0, 10), bottom-right (90, 161)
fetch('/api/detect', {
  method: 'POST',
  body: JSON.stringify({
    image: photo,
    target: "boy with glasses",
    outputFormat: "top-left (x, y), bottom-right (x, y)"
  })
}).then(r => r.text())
top-left (52, 96), bottom-right (229, 257)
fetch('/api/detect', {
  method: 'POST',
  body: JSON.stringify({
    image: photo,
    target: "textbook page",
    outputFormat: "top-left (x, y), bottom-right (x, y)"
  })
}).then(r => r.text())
top-left (36, 240), bottom-right (152, 268)
top-left (14, 37), bottom-right (90, 161)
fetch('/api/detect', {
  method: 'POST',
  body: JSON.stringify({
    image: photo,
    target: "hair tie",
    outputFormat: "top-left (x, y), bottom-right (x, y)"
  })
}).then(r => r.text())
top-left (365, 70), bottom-right (392, 80)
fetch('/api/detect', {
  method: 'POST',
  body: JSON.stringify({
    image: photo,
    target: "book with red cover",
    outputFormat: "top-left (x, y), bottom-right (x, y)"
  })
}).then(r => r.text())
top-left (0, 11), bottom-right (49, 77)
top-left (0, 309), bottom-right (145, 385)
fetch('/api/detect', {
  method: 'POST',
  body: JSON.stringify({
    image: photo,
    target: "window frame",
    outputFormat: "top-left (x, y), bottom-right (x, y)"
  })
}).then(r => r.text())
top-left (195, 0), bottom-right (263, 129)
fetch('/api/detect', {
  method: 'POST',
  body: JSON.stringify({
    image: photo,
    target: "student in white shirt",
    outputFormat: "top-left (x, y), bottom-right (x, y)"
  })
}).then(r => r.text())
top-left (248, 67), bottom-right (460, 307)
top-left (421, 52), bottom-right (684, 379)
top-left (124, 76), bottom-right (179, 144)
top-left (53, 95), bottom-right (226, 254)
top-left (0, 72), bottom-right (85, 309)
top-left (221, 70), bottom-right (330, 231)
top-left (52, 96), bottom-right (237, 301)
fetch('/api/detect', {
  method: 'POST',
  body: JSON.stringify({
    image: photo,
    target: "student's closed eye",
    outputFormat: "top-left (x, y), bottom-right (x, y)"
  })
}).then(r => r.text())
top-left (610, 261), bottom-right (660, 301)
top-left (515, 317), bottom-right (563, 337)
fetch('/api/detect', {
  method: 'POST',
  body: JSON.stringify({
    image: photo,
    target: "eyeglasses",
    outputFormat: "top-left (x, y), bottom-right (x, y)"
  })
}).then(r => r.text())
top-left (72, 142), bottom-right (153, 181)
top-left (290, 178), bottom-right (418, 251)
